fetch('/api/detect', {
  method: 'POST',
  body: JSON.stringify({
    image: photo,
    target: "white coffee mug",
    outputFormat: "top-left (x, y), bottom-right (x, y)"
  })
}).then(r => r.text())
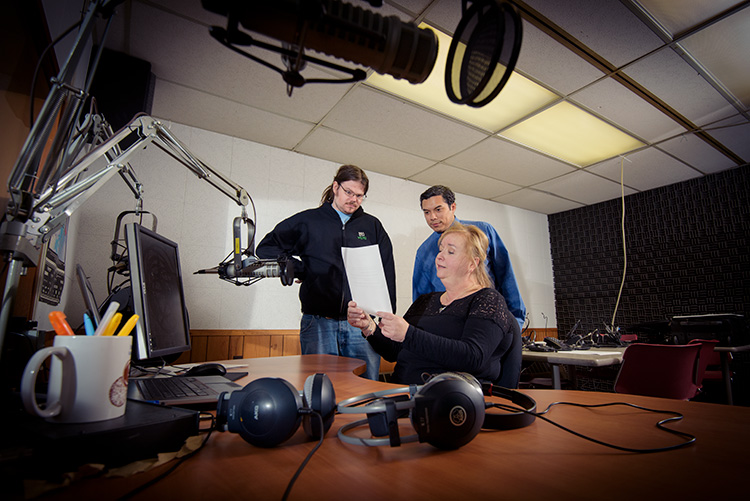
top-left (21, 335), bottom-right (132, 423)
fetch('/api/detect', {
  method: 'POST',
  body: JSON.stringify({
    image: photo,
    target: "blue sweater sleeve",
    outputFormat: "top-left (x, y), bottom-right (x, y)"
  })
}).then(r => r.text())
top-left (412, 233), bottom-right (443, 302)
top-left (472, 221), bottom-right (527, 327)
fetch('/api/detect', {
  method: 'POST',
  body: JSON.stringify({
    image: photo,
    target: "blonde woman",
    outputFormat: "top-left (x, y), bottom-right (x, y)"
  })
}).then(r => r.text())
top-left (348, 223), bottom-right (521, 387)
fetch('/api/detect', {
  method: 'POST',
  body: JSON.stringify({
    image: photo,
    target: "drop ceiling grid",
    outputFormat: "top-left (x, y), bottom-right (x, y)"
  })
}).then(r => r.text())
top-left (294, 126), bottom-right (436, 178)
top-left (533, 169), bottom-right (639, 206)
top-left (622, 46), bottom-right (739, 128)
top-left (494, 188), bottom-right (584, 215)
top-left (513, 20), bottom-right (606, 96)
top-left (567, 77), bottom-right (685, 144)
top-left (655, 130), bottom-right (746, 174)
top-left (522, 0), bottom-right (666, 67)
top-left (319, 86), bottom-right (488, 161)
top-left (151, 80), bottom-right (316, 151)
top-left (408, 163), bottom-right (519, 199)
top-left (445, 137), bottom-right (577, 187)
top-left (95, 0), bottom-right (748, 215)
top-left (679, 7), bottom-right (750, 110)
top-left (587, 147), bottom-right (703, 191)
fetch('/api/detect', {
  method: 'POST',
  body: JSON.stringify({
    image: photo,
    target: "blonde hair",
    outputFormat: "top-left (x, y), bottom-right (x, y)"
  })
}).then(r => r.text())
top-left (438, 223), bottom-right (492, 289)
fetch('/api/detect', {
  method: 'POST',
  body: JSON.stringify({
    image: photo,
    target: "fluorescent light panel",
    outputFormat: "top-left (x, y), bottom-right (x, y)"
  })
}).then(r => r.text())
top-left (367, 24), bottom-right (644, 167)
top-left (499, 101), bottom-right (645, 167)
top-left (366, 25), bottom-right (558, 132)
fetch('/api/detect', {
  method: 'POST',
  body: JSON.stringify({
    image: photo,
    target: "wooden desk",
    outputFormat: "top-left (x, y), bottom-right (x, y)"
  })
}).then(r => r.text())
top-left (522, 347), bottom-right (626, 389)
top-left (36, 355), bottom-right (750, 500)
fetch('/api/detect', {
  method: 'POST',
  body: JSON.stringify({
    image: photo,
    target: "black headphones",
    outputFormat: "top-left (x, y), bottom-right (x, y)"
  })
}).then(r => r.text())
top-left (337, 372), bottom-right (536, 450)
top-left (216, 373), bottom-right (336, 447)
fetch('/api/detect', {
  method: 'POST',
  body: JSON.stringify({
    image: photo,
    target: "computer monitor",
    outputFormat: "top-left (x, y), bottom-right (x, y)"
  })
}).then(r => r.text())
top-left (125, 223), bottom-right (191, 363)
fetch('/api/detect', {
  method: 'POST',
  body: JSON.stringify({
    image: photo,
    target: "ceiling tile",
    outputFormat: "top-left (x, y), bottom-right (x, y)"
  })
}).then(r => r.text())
top-left (656, 134), bottom-right (739, 174)
top-left (421, 0), bottom-right (463, 35)
top-left (152, 80), bottom-right (314, 150)
top-left (493, 188), bottom-right (584, 215)
top-left (680, 7), bottom-right (750, 109)
top-left (706, 118), bottom-right (750, 165)
top-left (533, 170), bottom-right (638, 205)
top-left (523, 0), bottom-right (664, 66)
top-left (408, 164), bottom-right (518, 200)
top-left (446, 137), bottom-right (576, 187)
top-left (515, 21), bottom-right (604, 96)
top-left (320, 86), bottom-right (487, 160)
top-left (295, 127), bottom-right (435, 178)
top-left (587, 147), bottom-right (702, 191)
top-left (570, 77), bottom-right (684, 143)
top-left (636, 0), bottom-right (744, 36)
top-left (622, 46), bottom-right (738, 127)
top-left (389, 0), bottom-right (434, 16)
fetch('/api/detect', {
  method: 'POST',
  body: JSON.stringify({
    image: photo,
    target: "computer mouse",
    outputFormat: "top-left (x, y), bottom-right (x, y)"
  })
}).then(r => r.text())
top-left (184, 362), bottom-right (227, 377)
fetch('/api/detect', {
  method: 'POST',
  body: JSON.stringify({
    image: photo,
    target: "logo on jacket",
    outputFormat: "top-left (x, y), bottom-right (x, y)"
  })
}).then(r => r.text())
top-left (357, 232), bottom-right (367, 241)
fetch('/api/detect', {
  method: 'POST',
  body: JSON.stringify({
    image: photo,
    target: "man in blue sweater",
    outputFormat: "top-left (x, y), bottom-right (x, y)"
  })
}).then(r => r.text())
top-left (412, 185), bottom-right (526, 328)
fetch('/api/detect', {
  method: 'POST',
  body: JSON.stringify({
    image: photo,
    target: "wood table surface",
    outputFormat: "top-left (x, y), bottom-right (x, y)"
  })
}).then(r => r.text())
top-left (41, 354), bottom-right (750, 500)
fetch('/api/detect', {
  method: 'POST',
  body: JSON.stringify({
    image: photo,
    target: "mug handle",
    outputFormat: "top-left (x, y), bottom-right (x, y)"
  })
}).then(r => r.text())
top-left (20, 346), bottom-right (77, 418)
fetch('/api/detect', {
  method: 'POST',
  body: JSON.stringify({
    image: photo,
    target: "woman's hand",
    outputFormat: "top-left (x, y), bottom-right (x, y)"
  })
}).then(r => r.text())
top-left (347, 301), bottom-right (371, 330)
top-left (376, 311), bottom-right (409, 342)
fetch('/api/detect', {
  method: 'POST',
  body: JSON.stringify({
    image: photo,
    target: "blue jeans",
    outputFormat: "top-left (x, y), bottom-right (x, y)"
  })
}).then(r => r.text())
top-left (300, 314), bottom-right (381, 380)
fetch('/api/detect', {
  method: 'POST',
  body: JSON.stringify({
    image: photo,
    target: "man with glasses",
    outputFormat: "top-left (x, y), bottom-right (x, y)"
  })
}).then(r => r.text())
top-left (256, 165), bottom-right (396, 380)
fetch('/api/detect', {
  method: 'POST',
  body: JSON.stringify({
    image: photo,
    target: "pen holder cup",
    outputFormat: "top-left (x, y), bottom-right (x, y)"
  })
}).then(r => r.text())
top-left (21, 335), bottom-right (132, 423)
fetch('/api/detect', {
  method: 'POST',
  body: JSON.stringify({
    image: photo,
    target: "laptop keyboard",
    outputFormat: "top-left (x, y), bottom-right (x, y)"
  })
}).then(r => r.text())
top-left (134, 376), bottom-right (217, 401)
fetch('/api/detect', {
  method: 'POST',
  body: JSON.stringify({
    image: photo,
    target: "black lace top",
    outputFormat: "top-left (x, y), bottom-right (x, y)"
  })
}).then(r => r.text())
top-left (367, 288), bottom-right (521, 386)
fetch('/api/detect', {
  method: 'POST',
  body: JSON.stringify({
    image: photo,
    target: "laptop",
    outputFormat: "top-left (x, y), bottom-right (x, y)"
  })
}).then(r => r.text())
top-left (128, 374), bottom-right (243, 407)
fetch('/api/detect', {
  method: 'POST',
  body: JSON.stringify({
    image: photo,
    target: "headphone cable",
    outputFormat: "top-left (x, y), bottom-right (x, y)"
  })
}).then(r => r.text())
top-left (489, 400), bottom-right (696, 453)
top-left (282, 411), bottom-right (324, 501)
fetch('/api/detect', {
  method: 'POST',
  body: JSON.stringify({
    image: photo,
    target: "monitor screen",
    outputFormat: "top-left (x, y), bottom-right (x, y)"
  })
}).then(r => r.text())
top-left (125, 223), bottom-right (191, 362)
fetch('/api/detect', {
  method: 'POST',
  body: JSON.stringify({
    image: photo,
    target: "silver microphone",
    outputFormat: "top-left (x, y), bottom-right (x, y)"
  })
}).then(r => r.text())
top-left (195, 256), bottom-right (295, 285)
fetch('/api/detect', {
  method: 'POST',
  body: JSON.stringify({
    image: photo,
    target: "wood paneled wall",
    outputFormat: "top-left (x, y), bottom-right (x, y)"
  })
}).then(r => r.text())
top-left (176, 328), bottom-right (560, 374)
top-left (175, 329), bottom-right (302, 364)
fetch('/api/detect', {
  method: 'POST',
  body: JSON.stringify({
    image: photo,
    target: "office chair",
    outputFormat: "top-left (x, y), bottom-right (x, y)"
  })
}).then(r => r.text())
top-left (687, 339), bottom-right (721, 384)
top-left (614, 343), bottom-right (702, 400)
top-left (687, 338), bottom-right (730, 381)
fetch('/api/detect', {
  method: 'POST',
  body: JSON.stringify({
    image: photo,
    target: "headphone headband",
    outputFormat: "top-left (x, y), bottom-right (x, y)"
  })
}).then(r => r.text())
top-left (336, 385), bottom-right (418, 414)
top-left (482, 382), bottom-right (537, 430)
top-left (337, 373), bottom-right (537, 449)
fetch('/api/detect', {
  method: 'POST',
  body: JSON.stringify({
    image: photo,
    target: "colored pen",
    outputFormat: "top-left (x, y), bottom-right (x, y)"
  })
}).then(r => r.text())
top-left (94, 301), bottom-right (120, 336)
top-left (49, 311), bottom-right (75, 336)
top-left (116, 314), bottom-right (139, 337)
top-left (101, 312), bottom-right (123, 337)
top-left (83, 312), bottom-right (95, 336)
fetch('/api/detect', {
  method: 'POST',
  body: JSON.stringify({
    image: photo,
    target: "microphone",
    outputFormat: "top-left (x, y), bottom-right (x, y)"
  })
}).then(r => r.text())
top-left (202, 0), bottom-right (438, 85)
top-left (196, 257), bottom-right (295, 286)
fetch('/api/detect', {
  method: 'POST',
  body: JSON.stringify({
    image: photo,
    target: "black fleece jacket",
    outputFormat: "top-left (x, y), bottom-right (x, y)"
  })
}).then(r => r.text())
top-left (256, 202), bottom-right (397, 319)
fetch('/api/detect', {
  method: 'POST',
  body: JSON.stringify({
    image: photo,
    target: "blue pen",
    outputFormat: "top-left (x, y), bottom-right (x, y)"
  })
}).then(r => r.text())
top-left (83, 312), bottom-right (95, 336)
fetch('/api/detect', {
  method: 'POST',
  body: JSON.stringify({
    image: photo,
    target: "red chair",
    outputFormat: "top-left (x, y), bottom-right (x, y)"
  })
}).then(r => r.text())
top-left (687, 338), bottom-right (721, 386)
top-left (614, 343), bottom-right (702, 400)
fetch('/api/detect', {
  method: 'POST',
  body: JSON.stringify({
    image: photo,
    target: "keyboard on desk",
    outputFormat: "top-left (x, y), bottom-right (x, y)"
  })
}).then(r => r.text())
top-left (134, 377), bottom-right (215, 401)
top-left (129, 373), bottom-right (242, 406)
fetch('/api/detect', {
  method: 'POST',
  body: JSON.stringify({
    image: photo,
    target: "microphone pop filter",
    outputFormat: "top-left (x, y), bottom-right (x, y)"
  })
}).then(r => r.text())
top-left (445, 0), bottom-right (522, 107)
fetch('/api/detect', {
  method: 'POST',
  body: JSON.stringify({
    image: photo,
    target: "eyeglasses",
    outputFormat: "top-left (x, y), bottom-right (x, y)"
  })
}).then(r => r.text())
top-left (339, 185), bottom-right (367, 201)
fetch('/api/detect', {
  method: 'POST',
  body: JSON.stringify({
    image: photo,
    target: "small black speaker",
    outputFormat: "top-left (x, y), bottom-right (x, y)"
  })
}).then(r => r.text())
top-left (89, 47), bottom-right (155, 132)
